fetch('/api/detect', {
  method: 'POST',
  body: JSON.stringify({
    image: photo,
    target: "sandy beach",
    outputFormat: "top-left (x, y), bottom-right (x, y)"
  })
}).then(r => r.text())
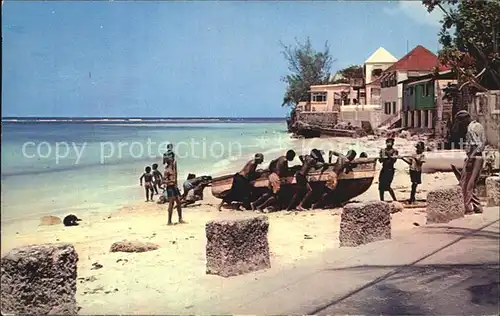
top-left (0, 135), bottom-right (480, 314)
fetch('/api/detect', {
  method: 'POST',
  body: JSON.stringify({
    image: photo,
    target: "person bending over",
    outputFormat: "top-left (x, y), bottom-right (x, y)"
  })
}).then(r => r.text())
top-left (217, 153), bottom-right (264, 211)
top-left (287, 149), bottom-right (325, 211)
top-left (313, 150), bottom-right (356, 209)
top-left (251, 150), bottom-right (296, 211)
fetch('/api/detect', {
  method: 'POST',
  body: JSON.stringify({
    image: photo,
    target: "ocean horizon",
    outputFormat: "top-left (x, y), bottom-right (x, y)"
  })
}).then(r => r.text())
top-left (1, 116), bottom-right (286, 124)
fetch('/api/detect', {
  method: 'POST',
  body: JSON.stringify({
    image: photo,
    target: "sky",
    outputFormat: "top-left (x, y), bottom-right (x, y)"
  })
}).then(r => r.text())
top-left (2, 1), bottom-right (444, 118)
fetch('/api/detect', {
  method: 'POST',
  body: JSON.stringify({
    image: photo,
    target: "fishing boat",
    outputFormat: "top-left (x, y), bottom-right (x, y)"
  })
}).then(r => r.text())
top-left (211, 158), bottom-right (377, 208)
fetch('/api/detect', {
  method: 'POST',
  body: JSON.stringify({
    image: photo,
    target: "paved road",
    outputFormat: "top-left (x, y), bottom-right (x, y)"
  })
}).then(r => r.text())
top-left (191, 207), bottom-right (500, 315)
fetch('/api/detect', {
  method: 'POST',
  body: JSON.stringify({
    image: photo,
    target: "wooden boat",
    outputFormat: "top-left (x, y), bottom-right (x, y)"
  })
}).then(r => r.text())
top-left (211, 158), bottom-right (377, 208)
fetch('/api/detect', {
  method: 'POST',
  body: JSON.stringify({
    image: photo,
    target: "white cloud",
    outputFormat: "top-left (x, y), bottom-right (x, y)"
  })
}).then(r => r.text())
top-left (384, 1), bottom-right (444, 27)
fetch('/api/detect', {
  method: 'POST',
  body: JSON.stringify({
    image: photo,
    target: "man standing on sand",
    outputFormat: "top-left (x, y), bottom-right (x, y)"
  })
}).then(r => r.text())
top-left (378, 138), bottom-right (398, 201)
top-left (217, 153), bottom-right (264, 211)
top-left (251, 150), bottom-right (296, 211)
top-left (455, 110), bottom-right (486, 214)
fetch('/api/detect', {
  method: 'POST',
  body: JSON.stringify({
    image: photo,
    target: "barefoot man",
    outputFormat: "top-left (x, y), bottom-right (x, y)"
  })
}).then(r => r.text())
top-left (455, 110), bottom-right (486, 214)
top-left (251, 150), bottom-right (296, 211)
top-left (217, 153), bottom-right (264, 211)
top-left (379, 138), bottom-right (398, 201)
top-left (287, 149), bottom-right (325, 211)
top-left (312, 149), bottom-right (356, 209)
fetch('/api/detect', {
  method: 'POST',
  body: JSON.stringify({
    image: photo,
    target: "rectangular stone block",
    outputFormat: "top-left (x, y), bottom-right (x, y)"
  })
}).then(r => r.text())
top-left (340, 201), bottom-right (391, 247)
top-left (486, 176), bottom-right (500, 207)
top-left (426, 185), bottom-right (465, 224)
top-left (1, 243), bottom-right (78, 315)
top-left (205, 215), bottom-right (270, 277)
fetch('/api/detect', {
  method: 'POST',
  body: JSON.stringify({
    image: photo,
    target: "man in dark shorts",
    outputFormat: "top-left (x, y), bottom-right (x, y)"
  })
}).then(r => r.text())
top-left (163, 152), bottom-right (185, 225)
top-left (287, 149), bottom-right (325, 211)
top-left (217, 153), bottom-right (264, 211)
top-left (251, 150), bottom-right (296, 211)
top-left (379, 138), bottom-right (398, 201)
top-left (312, 149), bottom-right (356, 209)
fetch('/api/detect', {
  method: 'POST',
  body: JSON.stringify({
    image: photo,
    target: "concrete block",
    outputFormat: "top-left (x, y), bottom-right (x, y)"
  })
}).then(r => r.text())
top-left (1, 243), bottom-right (78, 315)
top-left (205, 215), bottom-right (270, 277)
top-left (340, 201), bottom-right (391, 247)
top-left (426, 185), bottom-right (465, 223)
top-left (486, 176), bottom-right (500, 207)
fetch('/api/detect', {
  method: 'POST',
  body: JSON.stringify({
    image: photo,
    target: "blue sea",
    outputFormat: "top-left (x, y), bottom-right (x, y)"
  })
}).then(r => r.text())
top-left (1, 119), bottom-right (290, 222)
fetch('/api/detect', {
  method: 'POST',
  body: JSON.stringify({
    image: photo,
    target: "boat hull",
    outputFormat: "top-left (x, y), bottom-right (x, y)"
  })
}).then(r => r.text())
top-left (211, 158), bottom-right (376, 208)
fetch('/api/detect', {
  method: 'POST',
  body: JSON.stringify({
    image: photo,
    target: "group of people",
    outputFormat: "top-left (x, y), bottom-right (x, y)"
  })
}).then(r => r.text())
top-left (216, 148), bottom-right (361, 212)
top-left (376, 137), bottom-right (426, 204)
top-left (139, 144), bottom-right (212, 225)
top-left (139, 110), bottom-right (487, 218)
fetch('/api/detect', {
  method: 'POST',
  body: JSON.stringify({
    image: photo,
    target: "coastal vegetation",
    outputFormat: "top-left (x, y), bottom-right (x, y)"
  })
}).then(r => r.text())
top-left (422, 0), bottom-right (500, 88)
top-left (280, 37), bottom-right (334, 108)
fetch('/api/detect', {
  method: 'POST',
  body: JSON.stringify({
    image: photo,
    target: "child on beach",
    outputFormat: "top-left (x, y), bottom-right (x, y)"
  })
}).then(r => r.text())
top-left (139, 166), bottom-right (154, 202)
top-left (152, 163), bottom-right (163, 195)
top-left (163, 152), bottom-right (185, 225)
top-left (401, 141), bottom-right (426, 204)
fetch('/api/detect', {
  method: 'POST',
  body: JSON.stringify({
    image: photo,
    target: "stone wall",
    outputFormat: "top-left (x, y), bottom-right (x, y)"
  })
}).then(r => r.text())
top-left (297, 111), bottom-right (338, 128)
top-left (469, 90), bottom-right (500, 148)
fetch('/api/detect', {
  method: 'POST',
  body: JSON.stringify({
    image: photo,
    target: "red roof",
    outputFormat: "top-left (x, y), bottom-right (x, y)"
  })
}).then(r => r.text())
top-left (384, 45), bottom-right (449, 73)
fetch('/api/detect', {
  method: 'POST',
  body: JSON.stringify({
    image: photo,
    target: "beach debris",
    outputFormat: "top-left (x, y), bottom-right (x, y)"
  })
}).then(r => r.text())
top-left (39, 215), bottom-right (62, 226)
top-left (340, 201), bottom-right (391, 247)
top-left (303, 234), bottom-right (313, 240)
top-left (426, 185), bottom-right (465, 224)
top-left (389, 201), bottom-right (405, 214)
top-left (78, 275), bottom-right (97, 283)
top-left (116, 258), bottom-right (128, 265)
top-left (413, 222), bottom-right (420, 226)
top-left (0, 243), bottom-right (78, 315)
top-left (486, 176), bottom-right (500, 207)
top-left (91, 262), bottom-right (103, 270)
top-left (63, 214), bottom-right (82, 227)
top-left (109, 240), bottom-right (159, 253)
top-left (399, 130), bottom-right (411, 140)
top-left (205, 216), bottom-right (270, 277)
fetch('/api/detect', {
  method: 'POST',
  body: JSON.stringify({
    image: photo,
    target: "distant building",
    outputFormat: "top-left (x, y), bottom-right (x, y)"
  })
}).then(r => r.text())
top-left (362, 47), bottom-right (398, 105)
top-left (400, 70), bottom-right (457, 134)
top-left (308, 83), bottom-right (355, 112)
top-left (378, 45), bottom-right (448, 128)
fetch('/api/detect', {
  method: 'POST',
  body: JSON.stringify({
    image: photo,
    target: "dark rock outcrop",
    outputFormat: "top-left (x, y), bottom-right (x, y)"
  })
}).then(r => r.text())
top-left (205, 215), bottom-right (270, 277)
top-left (426, 185), bottom-right (465, 223)
top-left (1, 243), bottom-right (78, 315)
top-left (109, 240), bottom-right (159, 253)
top-left (340, 201), bottom-right (391, 247)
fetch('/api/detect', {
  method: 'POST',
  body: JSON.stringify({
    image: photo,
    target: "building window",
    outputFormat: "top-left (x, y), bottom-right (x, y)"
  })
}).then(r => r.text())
top-left (385, 102), bottom-right (391, 114)
top-left (392, 102), bottom-right (396, 114)
top-left (312, 92), bottom-right (327, 102)
top-left (334, 99), bottom-right (341, 105)
top-left (423, 83), bottom-right (431, 97)
top-left (410, 87), bottom-right (414, 95)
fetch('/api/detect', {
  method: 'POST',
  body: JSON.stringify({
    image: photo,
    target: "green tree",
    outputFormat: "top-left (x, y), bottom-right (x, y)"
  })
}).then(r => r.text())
top-left (281, 37), bottom-right (334, 107)
top-left (422, 0), bottom-right (500, 88)
top-left (338, 65), bottom-right (364, 80)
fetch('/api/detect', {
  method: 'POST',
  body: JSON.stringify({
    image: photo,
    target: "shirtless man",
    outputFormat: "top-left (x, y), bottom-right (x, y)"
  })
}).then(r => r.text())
top-left (217, 153), bottom-right (264, 211)
top-left (287, 149), bottom-right (325, 211)
top-left (312, 149), bottom-right (356, 209)
top-left (251, 150), bottom-right (296, 211)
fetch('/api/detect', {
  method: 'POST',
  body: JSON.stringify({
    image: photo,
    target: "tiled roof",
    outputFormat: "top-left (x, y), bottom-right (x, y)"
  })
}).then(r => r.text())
top-left (384, 45), bottom-right (449, 73)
